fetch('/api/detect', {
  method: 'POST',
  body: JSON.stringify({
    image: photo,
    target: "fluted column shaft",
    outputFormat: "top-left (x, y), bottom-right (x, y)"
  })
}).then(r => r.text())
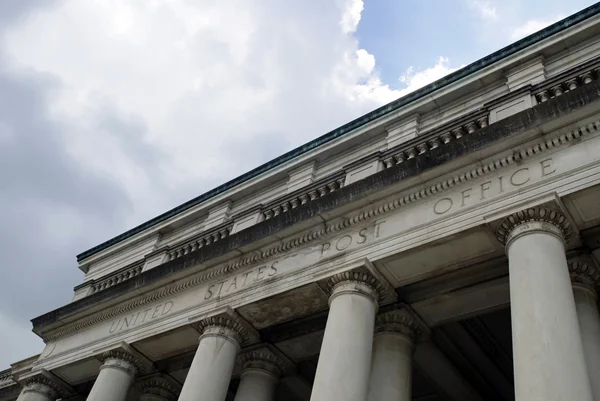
top-left (310, 271), bottom-right (381, 401)
top-left (570, 260), bottom-right (600, 401)
top-left (497, 208), bottom-right (592, 401)
top-left (87, 352), bottom-right (139, 401)
top-left (178, 319), bottom-right (243, 401)
top-left (367, 311), bottom-right (415, 401)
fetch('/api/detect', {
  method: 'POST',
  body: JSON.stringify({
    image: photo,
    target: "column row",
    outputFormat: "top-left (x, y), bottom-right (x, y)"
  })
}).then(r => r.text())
top-left (309, 271), bottom-right (422, 401)
top-left (15, 207), bottom-right (600, 401)
top-left (497, 207), bottom-right (598, 401)
top-left (178, 316), bottom-right (289, 401)
top-left (308, 207), bottom-right (600, 401)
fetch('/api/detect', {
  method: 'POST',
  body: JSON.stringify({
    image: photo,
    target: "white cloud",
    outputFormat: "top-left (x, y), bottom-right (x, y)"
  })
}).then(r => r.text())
top-left (0, 0), bottom-right (464, 367)
top-left (510, 15), bottom-right (565, 40)
top-left (3, 0), bottom-right (463, 220)
top-left (340, 0), bottom-right (364, 33)
top-left (470, 0), bottom-right (498, 21)
top-left (398, 57), bottom-right (463, 97)
top-left (4, 0), bottom-right (403, 223)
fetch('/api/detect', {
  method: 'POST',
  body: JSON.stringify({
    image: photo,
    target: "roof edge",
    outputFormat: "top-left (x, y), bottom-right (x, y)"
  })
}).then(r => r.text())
top-left (77, 3), bottom-right (600, 262)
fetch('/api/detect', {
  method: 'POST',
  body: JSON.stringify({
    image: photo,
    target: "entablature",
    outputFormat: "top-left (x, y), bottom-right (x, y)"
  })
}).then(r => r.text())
top-left (35, 75), bottom-right (600, 359)
top-left (72, 11), bottom-right (600, 306)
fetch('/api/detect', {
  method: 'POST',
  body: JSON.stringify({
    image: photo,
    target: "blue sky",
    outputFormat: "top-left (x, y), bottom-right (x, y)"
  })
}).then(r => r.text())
top-left (358, 0), bottom-right (598, 88)
top-left (0, 0), bottom-right (597, 368)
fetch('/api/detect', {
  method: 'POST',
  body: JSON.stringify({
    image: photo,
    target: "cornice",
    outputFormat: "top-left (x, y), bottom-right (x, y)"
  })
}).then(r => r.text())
top-left (76, 3), bottom-right (600, 262)
top-left (37, 93), bottom-right (600, 341)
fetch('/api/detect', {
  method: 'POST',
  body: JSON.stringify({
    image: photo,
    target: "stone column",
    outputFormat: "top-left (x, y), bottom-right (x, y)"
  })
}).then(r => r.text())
top-left (233, 351), bottom-right (284, 401)
top-left (178, 316), bottom-right (246, 401)
top-left (310, 271), bottom-right (382, 401)
top-left (496, 208), bottom-right (593, 401)
top-left (367, 309), bottom-right (416, 401)
top-left (570, 258), bottom-right (600, 401)
top-left (16, 379), bottom-right (60, 401)
top-left (139, 377), bottom-right (179, 401)
top-left (87, 351), bottom-right (140, 401)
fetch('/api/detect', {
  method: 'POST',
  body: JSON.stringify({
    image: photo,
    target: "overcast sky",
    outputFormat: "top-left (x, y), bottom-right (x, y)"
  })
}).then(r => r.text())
top-left (0, 0), bottom-right (596, 368)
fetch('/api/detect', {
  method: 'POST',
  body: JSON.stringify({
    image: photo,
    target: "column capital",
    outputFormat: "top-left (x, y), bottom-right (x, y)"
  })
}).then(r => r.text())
top-left (239, 351), bottom-right (285, 378)
top-left (569, 257), bottom-right (600, 294)
top-left (139, 376), bottom-right (180, 401)
top-left (20, 376), bottom-right (62, 400)
top-left (197, 316), bottom-right (248, 348)
top-left (190, 307), bottom-right (259, 349)
top-left (375, 310), bottom-right (416, 341)
top-left (496, 207), bottom-right (572, 247)
top-left (101, 350), bottom-right (142, 378)
top-left (18, 371), bottom-right (73, 400)
top-left (325, 270), bottom-right (385, 304)
top-left (374, 305), bottom-right (430, 342)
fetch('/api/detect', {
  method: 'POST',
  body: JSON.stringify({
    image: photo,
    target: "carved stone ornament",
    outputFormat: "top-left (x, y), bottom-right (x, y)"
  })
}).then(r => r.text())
top-left (375, 309), bottom-right (418, 340)
top-left (569, 258), bottom-right (600, 292)
top-left (239, 351), bottom-right (286, 378)
top-left (101, 350), bottom-right (142, 378)
top-left (325, 270), bottom-right (385, 304)
top-left (21, 377), bottom-right (62, 399)
top-left (496, 207), bottom-right (572, 247)
top-left (197, 316), bottom-right (248, 347)
top-left (139, 377), bottom-right (179, 401)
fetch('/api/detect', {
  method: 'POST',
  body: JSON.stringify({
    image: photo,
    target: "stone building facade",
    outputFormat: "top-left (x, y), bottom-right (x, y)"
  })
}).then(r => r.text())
top-left (4, 4), bottom-right (600, 401)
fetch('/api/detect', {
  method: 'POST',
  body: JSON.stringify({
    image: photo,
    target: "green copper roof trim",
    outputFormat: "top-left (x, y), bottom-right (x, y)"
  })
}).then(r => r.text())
top-left (77, 3), bottom-right (600, 262)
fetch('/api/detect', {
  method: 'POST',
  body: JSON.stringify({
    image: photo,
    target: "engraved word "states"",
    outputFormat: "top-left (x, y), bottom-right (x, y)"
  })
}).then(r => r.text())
top-left (203, 261), bottom-right (278, 301)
